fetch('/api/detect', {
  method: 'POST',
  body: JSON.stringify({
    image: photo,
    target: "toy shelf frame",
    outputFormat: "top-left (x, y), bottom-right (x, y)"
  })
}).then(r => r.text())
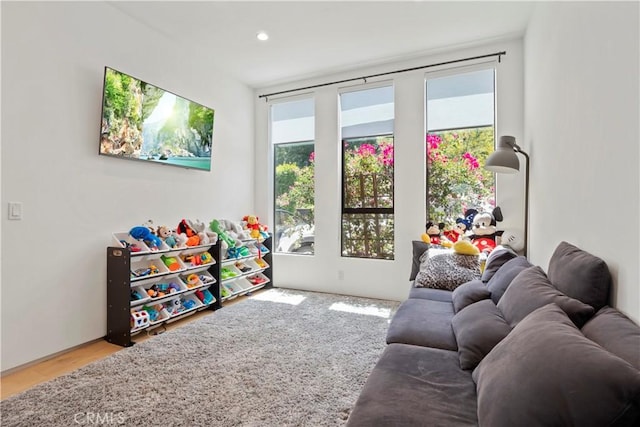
top-left (106, 241), bottom-right (221, 347)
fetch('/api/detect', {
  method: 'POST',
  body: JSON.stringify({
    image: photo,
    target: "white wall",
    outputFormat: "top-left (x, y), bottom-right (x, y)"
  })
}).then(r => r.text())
top-left (524, 2), bottom-right (640, 323)
top-left (255, 39), bottom-right (525, 301)
top-left (1, 2), bottom-right (255, 371)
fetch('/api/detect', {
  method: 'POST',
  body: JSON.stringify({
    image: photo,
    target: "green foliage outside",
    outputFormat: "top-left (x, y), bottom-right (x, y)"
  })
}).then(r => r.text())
top-left (427, 127), bottom-right (495, 225)
top-left (273, 128), bottom-right (494, 258)
top-left (274, 142), bottom-right (315, 228)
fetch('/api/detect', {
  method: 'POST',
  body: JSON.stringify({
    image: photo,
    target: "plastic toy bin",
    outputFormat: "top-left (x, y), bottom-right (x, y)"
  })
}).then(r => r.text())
top-left (246, 272), bottom-right (270, 287)
top-left (142, 277), bottom-right (189, 303)
top-left (130, 258), bottom-right (170, 284)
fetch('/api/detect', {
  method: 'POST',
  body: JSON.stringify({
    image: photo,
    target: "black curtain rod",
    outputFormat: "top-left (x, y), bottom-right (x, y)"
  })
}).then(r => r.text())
top-left (258, 51), bottom-right (506, 100)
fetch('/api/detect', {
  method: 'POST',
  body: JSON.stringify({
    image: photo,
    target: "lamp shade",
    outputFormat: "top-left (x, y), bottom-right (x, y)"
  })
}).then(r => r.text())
top-left (485, 135), bottom-right (520, 173)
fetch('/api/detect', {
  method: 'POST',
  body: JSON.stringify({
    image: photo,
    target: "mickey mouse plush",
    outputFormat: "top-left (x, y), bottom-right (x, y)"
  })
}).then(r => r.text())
top-left (469, 207), bottom-right (504, 254)
top-left (443, 208), bottom-right (478, 243)
top-left (422, 221), bottom-right (446, 246)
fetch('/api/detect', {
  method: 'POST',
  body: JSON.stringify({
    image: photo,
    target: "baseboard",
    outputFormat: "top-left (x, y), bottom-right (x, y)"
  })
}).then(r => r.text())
top-left (0, 337), bottom-right (106, 377)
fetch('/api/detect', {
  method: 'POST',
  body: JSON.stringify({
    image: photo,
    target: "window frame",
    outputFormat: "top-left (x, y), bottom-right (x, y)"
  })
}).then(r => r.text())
top-left (424, 63), bottom-right (497, 223)
top-left (338, 82), bottom-right (395, 260)
top-left (268, 95), bottom-right (316, 255)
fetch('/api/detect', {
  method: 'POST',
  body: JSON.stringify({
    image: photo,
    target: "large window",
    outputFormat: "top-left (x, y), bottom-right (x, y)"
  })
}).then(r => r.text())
top-left (425, 68), bottom-right (495, 226)
top-left (340, 85), bottom-right (394, 260)
top-left (271, 98), bottom-right (315, 255)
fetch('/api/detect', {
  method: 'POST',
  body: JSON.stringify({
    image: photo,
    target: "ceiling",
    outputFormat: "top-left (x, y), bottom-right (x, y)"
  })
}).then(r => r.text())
top-left (110, 1), bottom-right (535, 88)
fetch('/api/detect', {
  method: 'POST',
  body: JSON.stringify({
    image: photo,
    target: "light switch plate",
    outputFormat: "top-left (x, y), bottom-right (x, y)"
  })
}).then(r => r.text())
top-left (8, 202), bottom-right (22, 220)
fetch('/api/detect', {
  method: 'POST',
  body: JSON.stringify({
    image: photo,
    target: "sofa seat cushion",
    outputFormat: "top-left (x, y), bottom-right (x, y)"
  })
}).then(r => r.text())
top-left (347, 344), bottom-right (477, 427)
top-left (452, 299), bottom-right (512, 370)
top-left (485, 256), bottom-right (532, 304)
top-left (547, 241), bottom-right (612, 310)
top-left (497, 266), bottom-right (595, 328)
top-left (408, 286), bottom-right (453, 302)
top-left (386, 298), bottom-right (457, 350)
top-left (473, 303), bottom-right (640, 427)
top-left (581, 306), bottom-right (640, 370)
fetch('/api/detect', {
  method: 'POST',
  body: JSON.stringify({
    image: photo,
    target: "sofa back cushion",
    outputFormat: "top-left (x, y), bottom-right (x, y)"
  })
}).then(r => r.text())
top-left (581, 306), bottom-right (640, 370)
top-left (481, 245), bottom-right (518, 283)
top-left (547, 241), bottom-right (611, 310)
top-left (409, 240), bottom-right (430, 281)
top-left (451, 279), bottom-right (490, 313)
top-left (485, 256), bottom-right (532, 304)
top-left (451, 299), bottom-right (511, 370)
top-left (473, 303), bottom-right (640, 427)
top-left (497, 266), bottom-right (594, 328)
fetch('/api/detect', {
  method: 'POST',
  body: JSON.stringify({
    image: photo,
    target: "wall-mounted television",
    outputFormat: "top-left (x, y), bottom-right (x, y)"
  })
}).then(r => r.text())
top-left (99, 66), bottom-right (214, 171)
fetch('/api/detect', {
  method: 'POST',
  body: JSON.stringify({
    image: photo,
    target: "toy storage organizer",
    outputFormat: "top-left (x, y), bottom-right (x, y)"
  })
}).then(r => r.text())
top-left (106, 234), bottom-right (273, 347)
top-left (220, 237), bottom-right (273, 302)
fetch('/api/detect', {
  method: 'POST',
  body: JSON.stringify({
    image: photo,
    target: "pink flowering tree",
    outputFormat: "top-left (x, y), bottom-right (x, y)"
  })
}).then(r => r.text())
top-left (341, 137), bottom-right (394, 258)
top-left (427, 127), bottom-right (495, 224)
top-left (343, 138), bottom-right (394, 209)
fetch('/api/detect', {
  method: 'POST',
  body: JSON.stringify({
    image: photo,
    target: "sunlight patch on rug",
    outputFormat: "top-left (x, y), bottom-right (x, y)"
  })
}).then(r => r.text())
top-left (329, 302), bottom-right (391, 318)
top-left (249, 288), bottom-right (306, 305)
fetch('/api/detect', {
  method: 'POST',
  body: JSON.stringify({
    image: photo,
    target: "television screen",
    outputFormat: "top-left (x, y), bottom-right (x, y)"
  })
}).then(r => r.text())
top-left (99, 67), bottom-right (214, 171)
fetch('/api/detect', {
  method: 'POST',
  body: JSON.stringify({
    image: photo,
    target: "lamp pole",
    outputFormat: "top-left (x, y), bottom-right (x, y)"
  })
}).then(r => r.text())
top-left (485, 136), bottom-right (530, 257)
top-left (516, 148), bottom-right (529, 258)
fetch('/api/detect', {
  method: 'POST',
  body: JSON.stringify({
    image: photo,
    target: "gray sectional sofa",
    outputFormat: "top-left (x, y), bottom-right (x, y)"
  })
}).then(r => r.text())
top-left (347, 241), bottom-right (640, 426)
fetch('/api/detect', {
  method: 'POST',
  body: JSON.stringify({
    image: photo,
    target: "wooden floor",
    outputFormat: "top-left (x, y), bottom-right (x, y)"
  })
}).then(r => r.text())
top-left (1, 294), bottom-right (255, 400)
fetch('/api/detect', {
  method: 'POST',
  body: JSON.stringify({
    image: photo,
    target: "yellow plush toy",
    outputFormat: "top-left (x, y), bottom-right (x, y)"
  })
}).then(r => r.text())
top-left (453, 240), bottom-right (480, 256)
top-left (243, 215), bottom-right (262, 239)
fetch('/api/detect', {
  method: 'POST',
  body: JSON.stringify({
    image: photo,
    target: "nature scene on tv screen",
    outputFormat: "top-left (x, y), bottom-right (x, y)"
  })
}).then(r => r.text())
top-left (100, 67), bottom-right (214, 171)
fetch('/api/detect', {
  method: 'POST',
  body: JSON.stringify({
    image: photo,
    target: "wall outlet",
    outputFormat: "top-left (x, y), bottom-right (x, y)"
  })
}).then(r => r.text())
top-left (338, 270), bottom-right (344, 280)
top-left (8, 202), bottom-right (22, 220)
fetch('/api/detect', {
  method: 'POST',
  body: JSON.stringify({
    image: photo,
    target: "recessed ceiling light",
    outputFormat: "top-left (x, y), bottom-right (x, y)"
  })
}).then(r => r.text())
top-left (257, 31), bottom-right (269, 41)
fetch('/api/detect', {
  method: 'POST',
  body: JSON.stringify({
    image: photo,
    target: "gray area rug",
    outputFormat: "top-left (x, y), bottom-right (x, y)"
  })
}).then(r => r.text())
top-left (1, 289), bottom-right (398, 426)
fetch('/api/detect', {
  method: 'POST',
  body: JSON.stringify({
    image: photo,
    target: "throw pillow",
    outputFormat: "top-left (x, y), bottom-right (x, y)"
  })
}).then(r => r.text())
top-left (497, 266), bottom-right (594, 328)
top-left (451, 280), bottom-right (491, 313)
top-left (409, 240), bottom-right (430, 281)
top-left (581, 306), bottom-right (640, 370)
top-left (485, 256), bottom-right (532, 304)
top-left (547, 241), bottom-right (612, 310)
top-left (473, 303), bottom-right (640, 427)
top-left (414, 251), bottom-right (480, 291)
top-left (480, 245), bottom-right (517, 283)
top-left (451, 299), bottom-right (512, 370)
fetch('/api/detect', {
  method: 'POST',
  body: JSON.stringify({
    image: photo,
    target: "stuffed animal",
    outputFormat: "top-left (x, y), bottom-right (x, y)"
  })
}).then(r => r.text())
top-left (228, 219), bottom-right (247, 244)
top-left (130, 226), bottom-right (163, 250)
top-left (243, 215), bottom-right (263, 239)
top-left (205, 230), bottom-right (219, 245)
top-left (422, 221), bottom-right (445, 246)
top-left (498, 229), bottom-right (524, 253)
top-left (156, 225), bottom-right (177, 248)
top-left (469, 207), bottom-right (504, 254)
top-left (443, 209), bottom-right (478, 243)
top-left (173, 230), bottom-right (188, 248)
top-left (453, 240), bottom-right (480, 256)
top-left (210, 219), bottom-right (237, 248)
top-left (198, 231), bottom-right (210, 245)
top-left (177, 219), bottom-right (200, 246)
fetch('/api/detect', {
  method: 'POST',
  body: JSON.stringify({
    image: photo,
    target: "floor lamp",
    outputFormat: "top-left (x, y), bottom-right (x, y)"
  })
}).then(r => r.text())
top-left (485, 135), bottom-right (529, 257)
